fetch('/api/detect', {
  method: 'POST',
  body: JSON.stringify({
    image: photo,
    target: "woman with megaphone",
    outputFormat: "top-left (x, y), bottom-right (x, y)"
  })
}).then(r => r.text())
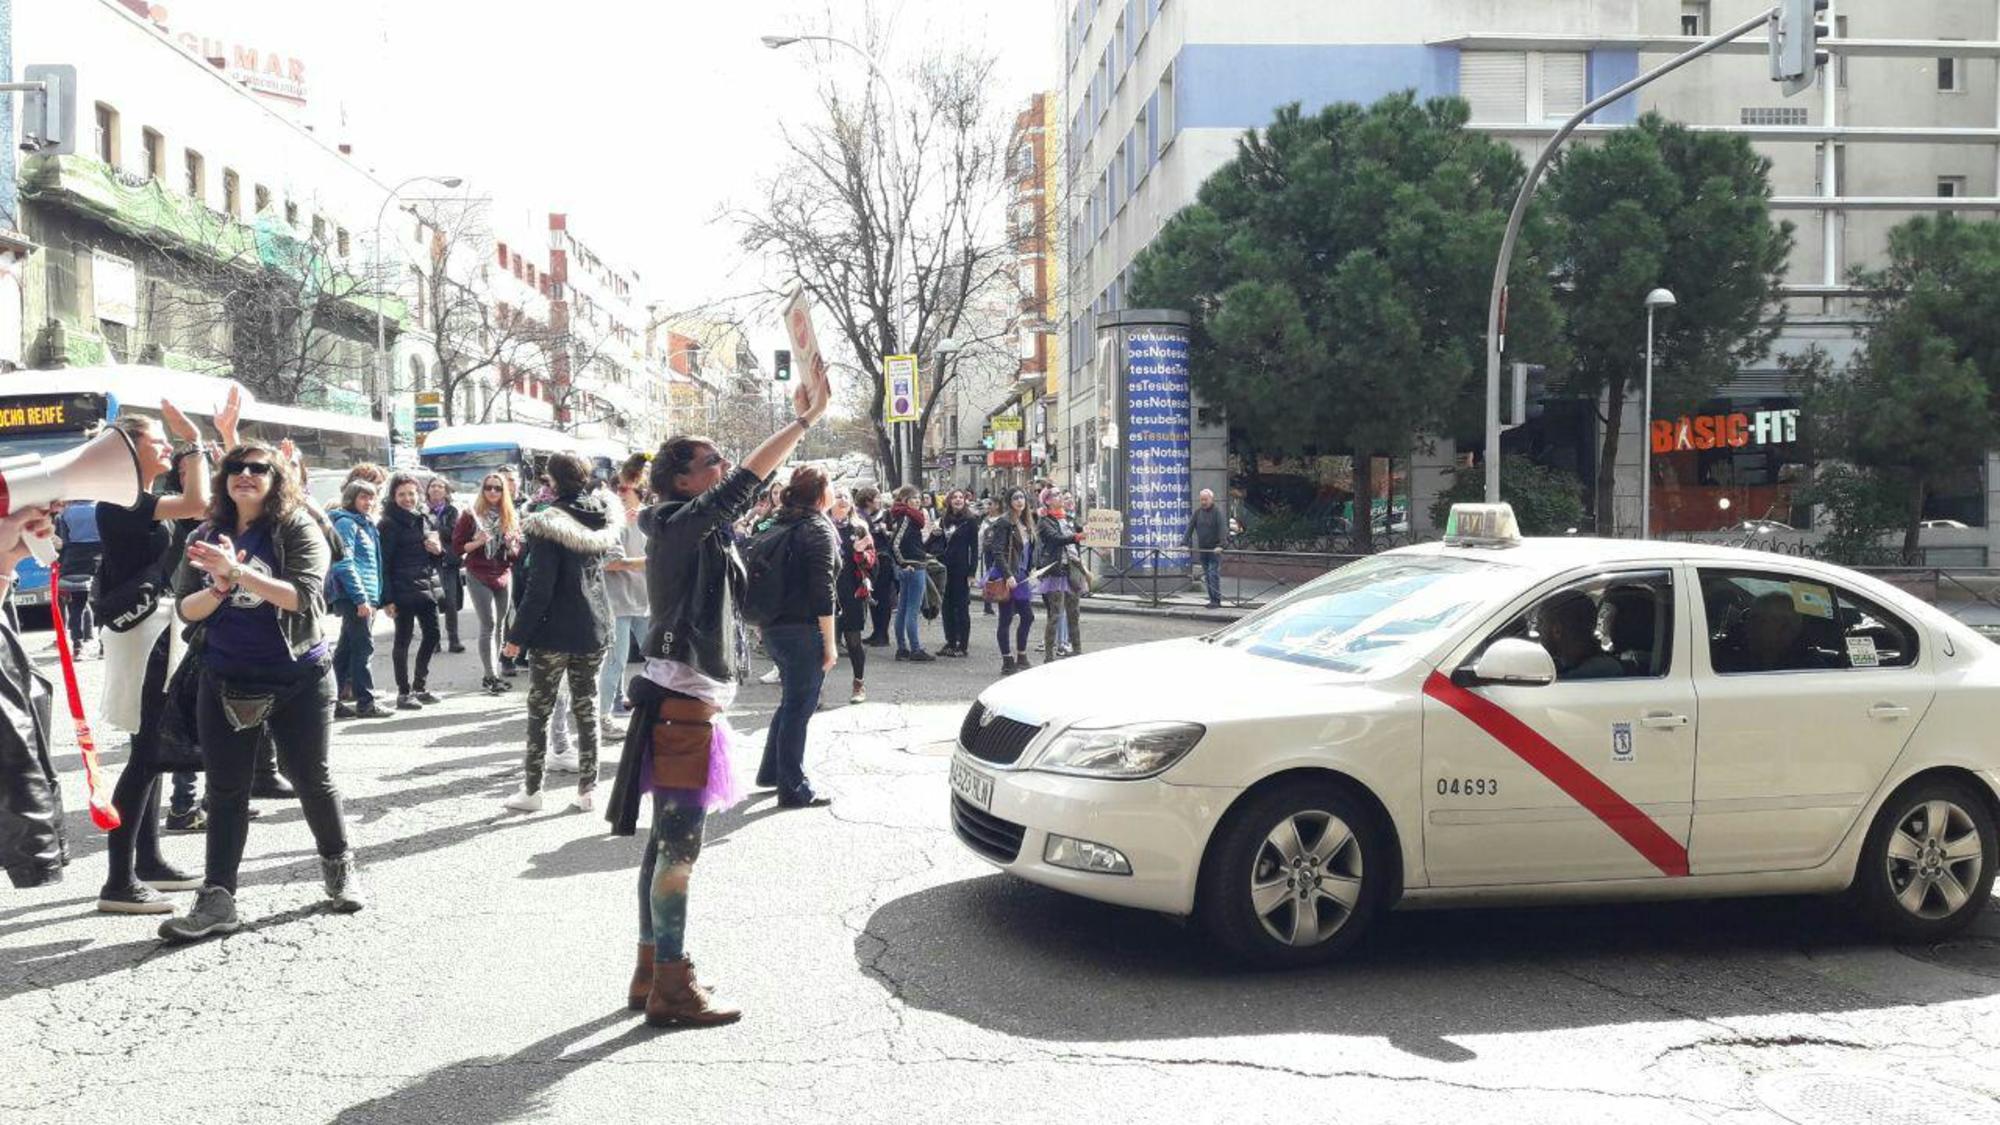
top-left (157, 441), bottom-right (363, 942)
top-left (94, 395), bottom-right (241, 915)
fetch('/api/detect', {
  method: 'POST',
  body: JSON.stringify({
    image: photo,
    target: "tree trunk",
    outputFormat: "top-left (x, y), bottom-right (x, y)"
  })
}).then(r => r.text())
top-left (1352, 451), bottom-right (1375, 554)
top-left (1901, 475), bottom-right (1927, 565)
top-left (1595, 379), bottom-right (1628, 536)
top-left (874, 421), bottom-right (898, 487)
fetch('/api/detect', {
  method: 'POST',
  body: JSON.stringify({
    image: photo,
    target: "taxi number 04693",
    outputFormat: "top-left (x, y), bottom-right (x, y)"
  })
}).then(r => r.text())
top-left (950, 757), bottom-right (994, 811)
top-left (1437, 777), bottom-right (1499, 797)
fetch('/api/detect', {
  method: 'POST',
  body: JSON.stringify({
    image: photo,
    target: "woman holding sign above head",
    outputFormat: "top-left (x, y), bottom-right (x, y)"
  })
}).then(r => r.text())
top-left (605, 351), bottom-right (831, 1029)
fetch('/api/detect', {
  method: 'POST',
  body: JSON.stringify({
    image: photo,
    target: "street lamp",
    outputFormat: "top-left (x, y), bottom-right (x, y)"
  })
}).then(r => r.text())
top-left (1641, 287), bottom-right (1677, 539)
top-left (373, 174), bottom-right (463, 457)
top-left (760, 31), bottom-right (916, 482)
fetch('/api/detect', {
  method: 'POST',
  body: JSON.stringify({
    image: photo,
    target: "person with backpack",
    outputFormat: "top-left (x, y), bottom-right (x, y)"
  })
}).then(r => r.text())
top-left (605, 358), bottom-right (829, 1030)
top-left (501, 452), bottom-right (622, 814)
top-left (885, 485), bottom-right (934, 662)
top-left (745, 466), bottom-right (838, 808)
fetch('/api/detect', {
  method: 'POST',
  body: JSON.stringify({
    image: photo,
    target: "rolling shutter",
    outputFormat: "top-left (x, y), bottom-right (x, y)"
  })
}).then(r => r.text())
top-left (1460, 52), bottom-right (1528, 123)
top-left (1542, 52), bottom-right (1587, 120)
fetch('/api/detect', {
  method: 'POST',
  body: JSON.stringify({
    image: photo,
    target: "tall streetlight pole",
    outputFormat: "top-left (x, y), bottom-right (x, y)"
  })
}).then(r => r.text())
top-left (1641, 287), bottom-right (1677, 539)
top-left (760, 32), bottom-right (916, 484)
top-left (373, 174), bottom-right (462, 460)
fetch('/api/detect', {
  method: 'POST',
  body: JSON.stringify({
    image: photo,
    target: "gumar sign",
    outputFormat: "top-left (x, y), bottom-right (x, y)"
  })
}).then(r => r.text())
top-left (1651, 408), bottom-right (1800, 454)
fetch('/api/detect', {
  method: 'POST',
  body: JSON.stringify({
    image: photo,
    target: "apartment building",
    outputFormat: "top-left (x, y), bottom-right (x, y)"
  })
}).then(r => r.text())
top-left (1062, 0), bottom-right (2000, 558)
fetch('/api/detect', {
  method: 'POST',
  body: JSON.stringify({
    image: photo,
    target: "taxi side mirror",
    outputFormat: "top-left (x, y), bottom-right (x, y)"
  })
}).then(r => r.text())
top-left (1457, 638), bottom-right (1558, 688)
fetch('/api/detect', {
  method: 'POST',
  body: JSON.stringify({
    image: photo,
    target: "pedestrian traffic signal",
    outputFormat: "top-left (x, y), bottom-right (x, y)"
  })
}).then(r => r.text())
top-left (1504, 363), bottom-right (1548, 428)
top-left (774, 349), bottom-right (792, 381)
top-left (1769, 0), bottom-right (1830, 96)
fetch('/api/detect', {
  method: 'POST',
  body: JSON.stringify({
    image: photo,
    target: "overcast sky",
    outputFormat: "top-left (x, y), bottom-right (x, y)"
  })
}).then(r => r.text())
top-left (154, 0), bottom-right (1062, 325)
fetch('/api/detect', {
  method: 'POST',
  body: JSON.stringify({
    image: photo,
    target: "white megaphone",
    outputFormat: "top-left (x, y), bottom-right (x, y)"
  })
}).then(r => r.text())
top-left (0, 428), bottom-right (144, 564)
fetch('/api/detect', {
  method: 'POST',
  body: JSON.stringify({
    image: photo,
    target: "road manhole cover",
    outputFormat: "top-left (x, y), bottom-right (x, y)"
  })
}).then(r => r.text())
top-left (1900, 936), bottom-right (2000, 979)
top-left (1755, 1071), bottom-right (1998, 1125)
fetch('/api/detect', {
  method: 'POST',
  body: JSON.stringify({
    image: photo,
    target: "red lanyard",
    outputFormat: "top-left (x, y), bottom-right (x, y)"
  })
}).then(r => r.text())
top-left (45, 563), bottom-right (121, 831)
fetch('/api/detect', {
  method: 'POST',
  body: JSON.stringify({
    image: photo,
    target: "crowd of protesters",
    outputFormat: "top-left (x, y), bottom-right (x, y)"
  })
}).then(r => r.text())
top-left (0, 351), bottom-right (1141, 1030)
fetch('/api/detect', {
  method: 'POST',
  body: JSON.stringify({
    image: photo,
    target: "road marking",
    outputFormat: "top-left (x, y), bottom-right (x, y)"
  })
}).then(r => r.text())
top-left (1423, 672), bottom-right (1690, 877)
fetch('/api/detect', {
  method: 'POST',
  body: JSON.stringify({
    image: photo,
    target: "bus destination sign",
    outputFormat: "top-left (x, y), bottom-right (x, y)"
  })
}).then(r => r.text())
top-left (0, 393), bottom-right (103, 436)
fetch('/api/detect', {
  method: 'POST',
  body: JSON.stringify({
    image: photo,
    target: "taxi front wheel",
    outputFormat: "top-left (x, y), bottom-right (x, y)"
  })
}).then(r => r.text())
top-left (1197, 780), bottom-right (1388, 968)
top-left (1853, 777), bottom-right (1997, 942)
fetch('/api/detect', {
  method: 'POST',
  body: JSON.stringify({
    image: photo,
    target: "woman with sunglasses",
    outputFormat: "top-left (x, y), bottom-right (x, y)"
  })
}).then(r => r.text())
top-left (158, 444), bottom-right (363, 942)
top-left (378, 473), bottom-right (446, 711)
top-left (606, 359), bottom-right (830, 1028)
top-left (454, 472), bottom-right (523, 695)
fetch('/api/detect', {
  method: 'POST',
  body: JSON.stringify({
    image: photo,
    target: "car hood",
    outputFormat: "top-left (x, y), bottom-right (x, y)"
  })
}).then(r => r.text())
top-left (978, 637), bottom-right (1397, 728)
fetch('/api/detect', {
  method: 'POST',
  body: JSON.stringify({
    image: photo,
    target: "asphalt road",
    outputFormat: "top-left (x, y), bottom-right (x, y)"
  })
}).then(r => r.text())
top-left (5, 606), bottom-right (2000, 1124)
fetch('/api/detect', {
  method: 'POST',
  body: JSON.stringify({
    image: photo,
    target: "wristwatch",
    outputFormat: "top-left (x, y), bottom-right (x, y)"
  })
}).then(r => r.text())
top-left (226, 563), bottom-right (243, 586)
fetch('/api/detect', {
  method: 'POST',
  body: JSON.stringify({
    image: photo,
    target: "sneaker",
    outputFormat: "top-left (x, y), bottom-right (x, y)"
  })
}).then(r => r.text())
top-left (136, 862), bottom-right (201, 892)
top-left (503, 790), bottom-right (544, 813)
top-left (162, 807), bottom-right (207, 834)
top-left (908, 650), bottom-right (936, 663)
top-left (758, 666), bottom-right (782, 685)
top-left (98, 881), bottom-right (175, 914)
top-left (414, 691), bottom-right (443, 705)
top-left (850, 682), bottom-right (866, 705)
top-left (863, 635), bottom-right (890, 648)
top-left (396, 694), bottom-right (423, 711)
top-left (354, 702), bottom-right (394, 719)
top-left (571, 790), bottom-right (595, 813)
top-left (894, 650), bottom-right (911, 662)
top-left (321, 853), bottom-right (367, 913)
top-left (158, 886), bottom-right (240, 943)
top-left (600, 718), bottom-right (624, 740)
top-left (447, 643), bottom-right (467, 654)
top-left (334, 702), bottom-right (357, 720)
top-left (547, 752), bottom-right (582, 774)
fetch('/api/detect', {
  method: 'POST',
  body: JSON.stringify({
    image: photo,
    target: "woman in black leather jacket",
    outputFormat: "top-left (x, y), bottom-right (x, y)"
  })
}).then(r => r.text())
top-left (604, 358), bottom-right (830, 1030)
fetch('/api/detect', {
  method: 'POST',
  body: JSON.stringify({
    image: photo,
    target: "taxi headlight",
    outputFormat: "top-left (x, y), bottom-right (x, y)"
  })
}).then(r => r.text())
top-left (1033, 722), bottom-right (1205, 779)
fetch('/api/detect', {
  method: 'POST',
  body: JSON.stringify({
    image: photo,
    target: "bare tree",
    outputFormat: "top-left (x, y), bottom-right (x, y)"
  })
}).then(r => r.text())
top-left (736, 35), bottom-right (1018, 487)
top-left (146, 209), bottom-right (390, 406)
top-left (407, 199), bottom-right (554, 427)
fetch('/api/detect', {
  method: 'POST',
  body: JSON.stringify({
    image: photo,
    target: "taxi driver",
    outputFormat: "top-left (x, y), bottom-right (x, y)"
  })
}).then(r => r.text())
top-left (1536, 591), bottom-right (1623, 680)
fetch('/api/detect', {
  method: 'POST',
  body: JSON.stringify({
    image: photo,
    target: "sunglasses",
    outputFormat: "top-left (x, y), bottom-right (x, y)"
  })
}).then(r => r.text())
top-left (483, 484), bottom-right (504, 493)
top-left (224, 461), bottom-right (274, 478)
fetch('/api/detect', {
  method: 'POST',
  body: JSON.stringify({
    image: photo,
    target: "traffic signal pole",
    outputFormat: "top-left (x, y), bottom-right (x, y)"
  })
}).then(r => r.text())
top-left (1482, 4), bottom-right (1818, 505)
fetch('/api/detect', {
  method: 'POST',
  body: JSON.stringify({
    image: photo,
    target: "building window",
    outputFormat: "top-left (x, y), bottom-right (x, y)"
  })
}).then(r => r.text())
top-left (93, 103), bottom-right (119, 165)
top-left (337, 228), bottom-right (351, 257)
top-left (183, 149), bottom-right (205, 200)
top-left (141, 128), bottom-right (166, 181)
top-left (222, 169), bottom-right (240, 218)
top-left (1680, 2), bottom-right (1708, 36)
top-left (254, 184), bottom-right (271, 214)
top-left (496, 241), bottom-right (509, 269)
top-left (284, 200), bottom-right (299, 227)
top-left (1460, 51), bottom-right (1587, 123)
top-left (1157, 64), bottom-right (1176, 151)
top-left (312, 215), bottom-right (326, 242)
top-left (1741, 107), bottom-right (1808, 126)
top-left (1939, 55), bottom-right (1964, 93)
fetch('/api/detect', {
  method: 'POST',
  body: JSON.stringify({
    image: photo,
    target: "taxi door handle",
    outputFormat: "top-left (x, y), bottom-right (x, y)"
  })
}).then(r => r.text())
top-left (1639, 712), bottom-right (1689, 729)
top-left (1868, 703), bottom-right (1911, 720)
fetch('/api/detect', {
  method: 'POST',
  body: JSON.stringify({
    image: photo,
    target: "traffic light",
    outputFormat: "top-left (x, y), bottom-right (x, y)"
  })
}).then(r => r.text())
top-left (21, 65), bottom-right (76, 155)
top-left (1504, 363), bottom-right (1548, 428)
top-left (774, 349), bottom-right (792, 382)
top-left (1769, 0), bottom-right (1830, 97)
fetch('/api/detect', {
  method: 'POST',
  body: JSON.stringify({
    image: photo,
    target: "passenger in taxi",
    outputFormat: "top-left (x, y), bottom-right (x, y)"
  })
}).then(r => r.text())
top-left (1536, 591), bottom-right (1624, 680)
top-left (1717, 590), bottom-right (1837, 673)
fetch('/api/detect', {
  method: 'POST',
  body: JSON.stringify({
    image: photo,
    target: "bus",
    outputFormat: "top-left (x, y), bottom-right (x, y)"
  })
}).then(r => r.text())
top-left (418, 422), bottom-right (629, 492)
top-left (0, 366), bottom-right (391, 615)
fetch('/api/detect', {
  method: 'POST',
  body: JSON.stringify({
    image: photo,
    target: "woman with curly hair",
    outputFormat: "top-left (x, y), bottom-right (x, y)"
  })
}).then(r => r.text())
top-left (159, 442), bottom-right (363, 942)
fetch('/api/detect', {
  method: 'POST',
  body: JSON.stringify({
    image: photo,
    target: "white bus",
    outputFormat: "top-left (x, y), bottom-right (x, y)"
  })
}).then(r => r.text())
top-left (418, 422), bottom-right (629, 490)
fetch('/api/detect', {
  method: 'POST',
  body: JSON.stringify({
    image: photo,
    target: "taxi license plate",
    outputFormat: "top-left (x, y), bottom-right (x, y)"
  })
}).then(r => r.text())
top-left (950, 757), bottom-right (994, 811)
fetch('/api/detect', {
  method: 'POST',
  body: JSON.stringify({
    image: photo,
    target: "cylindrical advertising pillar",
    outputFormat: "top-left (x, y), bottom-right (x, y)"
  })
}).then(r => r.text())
top-left (1095, 310), bottom-right (1194, 579)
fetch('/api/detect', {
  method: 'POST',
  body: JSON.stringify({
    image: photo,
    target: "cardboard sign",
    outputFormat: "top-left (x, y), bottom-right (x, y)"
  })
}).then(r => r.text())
top-left (1083, 507), bottom-right (1125, 549)
top-left (782, 287), bottom-right (824, 388)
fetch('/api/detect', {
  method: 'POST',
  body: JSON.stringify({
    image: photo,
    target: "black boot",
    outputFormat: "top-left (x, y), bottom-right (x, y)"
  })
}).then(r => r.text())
top-left (1001, 654), bottom-right (1017, 676)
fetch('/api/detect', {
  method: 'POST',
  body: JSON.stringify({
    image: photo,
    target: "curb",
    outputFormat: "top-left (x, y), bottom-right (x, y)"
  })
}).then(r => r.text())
top-left (1080, 598), bottom-right (1246, 625)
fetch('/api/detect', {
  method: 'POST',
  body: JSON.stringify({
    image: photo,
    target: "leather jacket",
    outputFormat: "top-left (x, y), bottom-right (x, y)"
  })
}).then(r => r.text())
top-left (641, 467), bottom-right (769, 682)
top-left (0, 615), bottom-right (64, 888)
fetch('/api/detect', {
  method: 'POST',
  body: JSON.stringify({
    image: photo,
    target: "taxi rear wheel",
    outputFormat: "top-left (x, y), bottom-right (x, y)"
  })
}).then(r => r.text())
top-left (1853, 777), bottom-right (1996, 942)
top-left (1197, 780), bottom-right (1386, 968)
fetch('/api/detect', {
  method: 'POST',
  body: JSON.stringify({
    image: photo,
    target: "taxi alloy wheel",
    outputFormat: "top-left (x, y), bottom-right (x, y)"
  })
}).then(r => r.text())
top-left (1198, 780), bottom-right (1386, 967)
top-left (1855, 777), bottom-right (1997, 942)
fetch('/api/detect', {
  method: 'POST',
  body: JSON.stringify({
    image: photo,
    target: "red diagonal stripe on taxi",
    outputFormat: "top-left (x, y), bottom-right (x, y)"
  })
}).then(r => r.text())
top-left (1423, 671), bottom-right (1689, 878)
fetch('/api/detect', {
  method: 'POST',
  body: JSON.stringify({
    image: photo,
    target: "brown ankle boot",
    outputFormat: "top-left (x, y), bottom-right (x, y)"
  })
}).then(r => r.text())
top-left (645, 956), bottom-right (741, 1028)
top-left (627, 943), bottom-right (654, 1011)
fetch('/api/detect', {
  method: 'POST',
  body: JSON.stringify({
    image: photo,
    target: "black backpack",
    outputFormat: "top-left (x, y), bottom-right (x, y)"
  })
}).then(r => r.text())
top-left (739, 517), bottom-right (801, 628)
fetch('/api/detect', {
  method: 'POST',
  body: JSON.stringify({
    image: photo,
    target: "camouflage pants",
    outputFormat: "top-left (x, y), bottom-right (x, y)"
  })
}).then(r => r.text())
top-left (523, 646), bottom-right (607, 795)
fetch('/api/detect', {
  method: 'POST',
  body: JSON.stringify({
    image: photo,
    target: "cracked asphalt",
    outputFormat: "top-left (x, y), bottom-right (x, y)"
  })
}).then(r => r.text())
top-left (6, 608), bottom-right (2000, 1124)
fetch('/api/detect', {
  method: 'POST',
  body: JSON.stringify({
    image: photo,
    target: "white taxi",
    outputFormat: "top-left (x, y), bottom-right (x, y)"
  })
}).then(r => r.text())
top-left (948, 505), bottom-right (2000, 966)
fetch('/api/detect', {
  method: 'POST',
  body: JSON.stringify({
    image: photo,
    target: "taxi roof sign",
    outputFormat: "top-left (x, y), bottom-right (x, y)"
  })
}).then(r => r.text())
top-left (1443, 502), bottom-right (1522, 548)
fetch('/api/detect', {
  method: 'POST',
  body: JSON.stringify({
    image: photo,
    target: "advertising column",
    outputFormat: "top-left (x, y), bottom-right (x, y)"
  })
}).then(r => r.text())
top-left (1094, 309), bottom-right (1195, 577)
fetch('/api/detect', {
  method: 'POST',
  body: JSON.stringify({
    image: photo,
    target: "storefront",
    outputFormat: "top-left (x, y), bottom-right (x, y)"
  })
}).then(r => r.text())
top-left (1648, 397), bottom-right (1810, 533)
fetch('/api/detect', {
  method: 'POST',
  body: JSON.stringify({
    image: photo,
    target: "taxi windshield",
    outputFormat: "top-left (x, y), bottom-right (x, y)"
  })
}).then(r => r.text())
top-left (1212, 554), bottom-right (1520, 675)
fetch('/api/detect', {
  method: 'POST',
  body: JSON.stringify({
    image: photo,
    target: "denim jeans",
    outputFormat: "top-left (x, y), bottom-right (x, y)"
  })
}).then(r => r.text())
top-left (597, 614), bottom-right (646, 719)
top-left (894, 565), bottom-right (927, 653)
top-left (1200, 551), bottom-right (1223, 604)
top-left (197, 665), bottom-right (347, 894)
top-left (757, 622), bottom-right (827, 805)
top-left (638, 789), bottom-right (707, 961)
top-left (332, 603), bottom-right (376, 709)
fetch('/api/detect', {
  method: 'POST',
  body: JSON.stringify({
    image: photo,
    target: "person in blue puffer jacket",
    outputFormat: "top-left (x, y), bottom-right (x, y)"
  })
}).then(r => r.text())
top-left (326, 479), bottom-right (387, 719)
